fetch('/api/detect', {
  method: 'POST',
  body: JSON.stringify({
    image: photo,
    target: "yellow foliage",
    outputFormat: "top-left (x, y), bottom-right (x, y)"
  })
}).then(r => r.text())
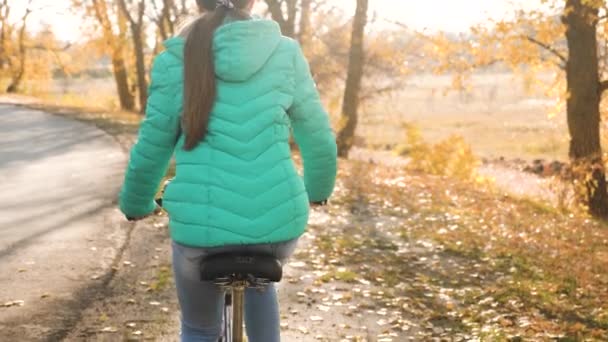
top-left (423, 6), bottom-right (567, 111)
top-left (400, 125), bottom-right (480, 181)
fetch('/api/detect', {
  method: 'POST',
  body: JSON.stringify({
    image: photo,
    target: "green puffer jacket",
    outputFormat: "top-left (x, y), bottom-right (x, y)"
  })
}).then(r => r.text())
top-left (119, 18), bottom-right (337, 247)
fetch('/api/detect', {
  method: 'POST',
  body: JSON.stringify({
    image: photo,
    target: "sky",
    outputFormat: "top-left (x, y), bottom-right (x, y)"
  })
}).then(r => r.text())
top-left (12, 0), bottom-right (546, 43)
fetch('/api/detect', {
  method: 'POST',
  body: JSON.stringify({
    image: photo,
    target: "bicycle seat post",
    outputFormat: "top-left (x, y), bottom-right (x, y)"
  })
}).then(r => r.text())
top-left (231, 281), bottom-right (247, 342)
top-left (200, 253), bottom-right (283, 342)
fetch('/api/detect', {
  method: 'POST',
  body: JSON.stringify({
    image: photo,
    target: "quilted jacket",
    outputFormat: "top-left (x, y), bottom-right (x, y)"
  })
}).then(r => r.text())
top-left (119, 18), bottom-right (338, 248)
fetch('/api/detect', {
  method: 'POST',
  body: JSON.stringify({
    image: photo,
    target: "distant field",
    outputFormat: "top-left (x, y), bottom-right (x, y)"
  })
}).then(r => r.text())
top-left (29, 71), bottom-right (571, 162)
top-left (362, 72), bottom-right (569, 161)
top-left (20, 77), bottom-right (120, 110)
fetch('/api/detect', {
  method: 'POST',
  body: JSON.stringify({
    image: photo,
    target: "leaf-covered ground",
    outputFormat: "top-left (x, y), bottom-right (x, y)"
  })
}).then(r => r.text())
top-left (15, 99), bottom-right (606, 341)
top-left (282, 158), bottom-right (608, 341)
top-left (53, 158), bottom-right (608, 341)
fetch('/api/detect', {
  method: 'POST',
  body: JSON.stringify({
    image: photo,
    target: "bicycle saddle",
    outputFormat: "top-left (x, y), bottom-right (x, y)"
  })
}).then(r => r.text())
top-left (200, 254), bottom-right (283, 283)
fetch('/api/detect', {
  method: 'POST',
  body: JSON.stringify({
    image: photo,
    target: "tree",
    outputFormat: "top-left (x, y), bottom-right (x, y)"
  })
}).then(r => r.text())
top-left (264, 0), bottom-right (297, 37)
top-left (0, 0), bottom-right (10, 71)
top-left (5, 0), bottom-right (33, 93)
top-left (425, 0), bottom-right (608, 217)
top-left (297, 0), bottom-right (312, 49)
top-left (563, 0), bottom-right (608, 216)
top-left (149, 0), bottom-right (192, 53)
top-left (0, 2), bottom-right (71, 94)
top-left (78, 0), bottom-right (135, 111)
top-left (336, 0), bottom-right (368, 158)
top-left (150, 0), bottom-right (176, 42)
top-left (118, 0), bottom-right (148, 113)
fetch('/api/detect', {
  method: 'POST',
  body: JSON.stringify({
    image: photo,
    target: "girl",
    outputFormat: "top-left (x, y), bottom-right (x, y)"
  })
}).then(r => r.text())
top-left (118, 0), bottom-right (337, 341)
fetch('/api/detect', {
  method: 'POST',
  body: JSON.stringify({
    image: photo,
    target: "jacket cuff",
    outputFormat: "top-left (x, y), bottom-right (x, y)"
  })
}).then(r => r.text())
top-left (119, 198), bottom-right (157, 219)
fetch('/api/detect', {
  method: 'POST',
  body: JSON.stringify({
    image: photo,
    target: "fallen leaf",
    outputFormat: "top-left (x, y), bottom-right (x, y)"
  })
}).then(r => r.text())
top-left (317, 305), bottom-right (330, 312)
top-left (290, 261), bottom-right (307, 268)
top-left (2, 300), bottom-right (25, 308)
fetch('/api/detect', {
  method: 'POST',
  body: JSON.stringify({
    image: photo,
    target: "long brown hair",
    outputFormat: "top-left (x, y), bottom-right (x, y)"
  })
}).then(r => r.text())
top-left (182, 0), bottom-right (252, 150)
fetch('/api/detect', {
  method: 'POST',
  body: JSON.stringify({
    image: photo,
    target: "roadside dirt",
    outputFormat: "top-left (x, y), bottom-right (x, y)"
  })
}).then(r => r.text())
top-left (63, 216), bottom-right (177, 342)
top-left (349, 147), bottom-right (556, 204)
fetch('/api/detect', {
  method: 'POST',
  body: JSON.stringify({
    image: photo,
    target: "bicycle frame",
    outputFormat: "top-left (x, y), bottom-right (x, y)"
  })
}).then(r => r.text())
top-left (231, 283), bottom-right (246, 342)
top-left (219, 280), bottom-right (248, 342)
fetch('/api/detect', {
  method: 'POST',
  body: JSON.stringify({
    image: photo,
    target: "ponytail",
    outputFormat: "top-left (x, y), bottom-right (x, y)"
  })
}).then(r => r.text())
top-left (182, 0), bottom-right (252, 151)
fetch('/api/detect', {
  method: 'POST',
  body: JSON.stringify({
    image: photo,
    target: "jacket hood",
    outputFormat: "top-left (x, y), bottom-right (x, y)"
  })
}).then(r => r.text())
top-left (164, 19), bottom-right (282, 82)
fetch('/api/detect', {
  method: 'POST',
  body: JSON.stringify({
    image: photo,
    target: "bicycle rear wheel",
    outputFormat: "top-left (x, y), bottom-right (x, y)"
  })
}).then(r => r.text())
top-left (220, 292), bottom-right (232, 342)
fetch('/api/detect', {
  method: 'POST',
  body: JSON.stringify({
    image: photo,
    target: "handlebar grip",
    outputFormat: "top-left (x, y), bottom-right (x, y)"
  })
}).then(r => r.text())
top-left (310, 199), bottom-right (328, 206)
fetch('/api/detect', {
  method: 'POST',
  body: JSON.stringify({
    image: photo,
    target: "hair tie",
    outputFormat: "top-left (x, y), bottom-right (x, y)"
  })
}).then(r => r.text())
top-left (216, 0), bottom-right (235, 9)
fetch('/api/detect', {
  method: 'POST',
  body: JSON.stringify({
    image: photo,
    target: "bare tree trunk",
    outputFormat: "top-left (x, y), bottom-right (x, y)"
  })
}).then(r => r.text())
top-left (264, 0), bottom-right (297, 37)
top-left (111, 53), bottom-right (135, 110)
top-left (0, 0), bottom-right (10, 70)
top-left (563, 0), bottom-right (608, 217)
top-left (132, 29), bottom-right (147, 112)
top-left (163, 0), bottom-right (176, 37)
top-left (118, 0), bottom-right (148, 113)
top-left (151, 0), bottom-right (168, 41)
top-left (151, 0), bottom-right (176, 42)
top-left (90, 0), bottom-right (134, 111)
top-left (336, 0), bottom-right (368, 158)
top-left (179, 0), bottom-right (188, 15)
top-left (298, 0), bottom-right (312, 50)
top-left (6, 3), bottom-right (32, 93)
top-left (285, 0), bottom-right (297, 37)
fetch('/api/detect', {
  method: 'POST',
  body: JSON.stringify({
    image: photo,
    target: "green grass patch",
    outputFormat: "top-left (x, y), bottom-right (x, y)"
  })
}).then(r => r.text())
top-left (319, 268), bottom-right (359, 283)
top-left (148, 266), bottom-right (172, 292)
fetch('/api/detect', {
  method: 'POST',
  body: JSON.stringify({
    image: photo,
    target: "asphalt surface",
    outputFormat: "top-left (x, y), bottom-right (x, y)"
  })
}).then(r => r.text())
top-left (0, 104), bottom-right (127, 340)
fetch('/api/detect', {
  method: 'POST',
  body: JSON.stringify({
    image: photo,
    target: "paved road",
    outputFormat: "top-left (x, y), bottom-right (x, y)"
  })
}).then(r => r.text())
top-left (0, 104), bottom-right (127, 340)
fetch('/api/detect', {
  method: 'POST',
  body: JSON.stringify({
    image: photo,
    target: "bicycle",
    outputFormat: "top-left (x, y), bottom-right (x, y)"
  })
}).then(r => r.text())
top-left (200, 252), bottom-right (283, 342)
top-left (155, 181), bottom-right (283, 342)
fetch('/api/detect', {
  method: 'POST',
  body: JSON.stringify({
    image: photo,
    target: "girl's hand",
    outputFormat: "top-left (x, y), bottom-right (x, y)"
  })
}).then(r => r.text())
top-left (126, 205), bottom-right (162, 221)
top-left (310, 199), bottom-right (328, 207)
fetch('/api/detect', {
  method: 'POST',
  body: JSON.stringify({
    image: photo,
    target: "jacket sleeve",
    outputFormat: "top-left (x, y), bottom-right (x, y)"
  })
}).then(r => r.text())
top-left (287, 42), bottom-right (338, 202)
top-left (119, 53), bottom-right (181, 218)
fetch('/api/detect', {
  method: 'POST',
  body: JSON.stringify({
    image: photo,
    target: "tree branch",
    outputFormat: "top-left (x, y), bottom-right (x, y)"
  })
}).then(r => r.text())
top-left (117, 0), bottom-right (134, 26)
top-left (359, 82), bottom-right (407, 102)
top-left (26, 42), bottom-right (72, 51)
top-left (264, 0), bottom-right (285, 24)
top-left (524, 35), bottom-right (568, 66)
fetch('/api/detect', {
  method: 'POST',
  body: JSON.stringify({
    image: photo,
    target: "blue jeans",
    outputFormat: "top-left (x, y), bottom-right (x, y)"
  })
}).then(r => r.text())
top-left (171, 239), bottom-right (299, 342)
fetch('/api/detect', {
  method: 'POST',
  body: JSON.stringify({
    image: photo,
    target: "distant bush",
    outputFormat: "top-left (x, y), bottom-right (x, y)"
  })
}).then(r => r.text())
top-left (396, 124), bottom-right (481, 181)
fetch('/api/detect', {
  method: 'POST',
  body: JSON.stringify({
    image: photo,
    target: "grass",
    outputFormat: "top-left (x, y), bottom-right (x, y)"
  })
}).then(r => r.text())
top-left (318, 269), bottom-right (359, 283)
top-left (148, 266), bottom-right (172, 292)
top-left (8, 72), bottom-right (572, 163)
top-left (360, 72), bottom-right (569, 161)
top-left (311, 158), bottom-right (608, 339)
top-left (523, 136), bottom-right (565, 156)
